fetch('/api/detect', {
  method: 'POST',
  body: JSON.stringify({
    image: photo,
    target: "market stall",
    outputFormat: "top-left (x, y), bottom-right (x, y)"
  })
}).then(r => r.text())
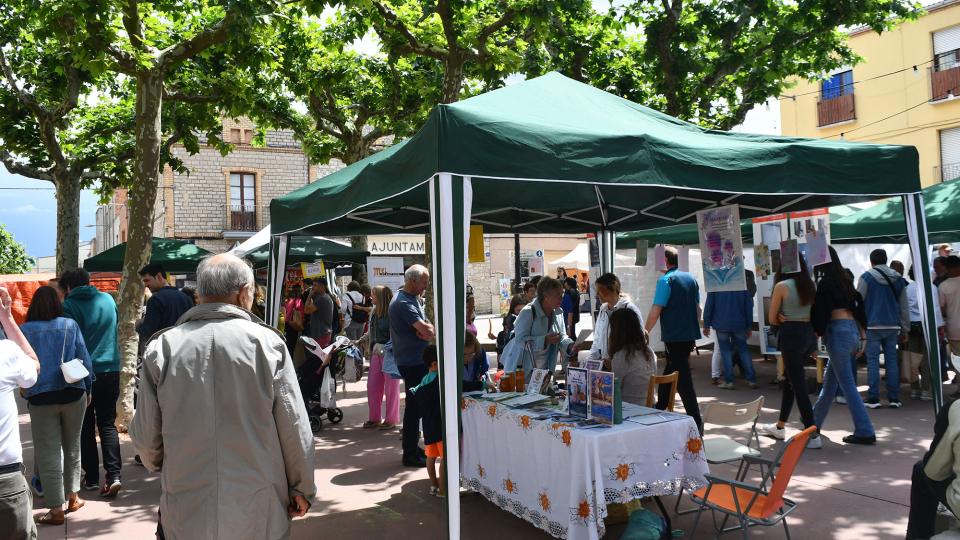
top-left (83, 237), bottom-right (212, 273)
top-left (268, 72), bottom-right (931, 539)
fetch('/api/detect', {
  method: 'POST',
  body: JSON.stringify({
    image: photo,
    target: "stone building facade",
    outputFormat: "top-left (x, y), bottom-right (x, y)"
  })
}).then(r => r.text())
top-left (95, 118), bottom-right (344, 255)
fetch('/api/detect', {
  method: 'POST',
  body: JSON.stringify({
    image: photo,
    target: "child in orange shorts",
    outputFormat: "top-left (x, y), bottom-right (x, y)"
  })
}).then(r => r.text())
top-left (411, 345), bottom-right (445, 497)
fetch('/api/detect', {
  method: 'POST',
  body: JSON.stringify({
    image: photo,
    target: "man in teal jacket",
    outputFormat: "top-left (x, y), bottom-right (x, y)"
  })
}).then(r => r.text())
top-left (59, 268), bottom-right (122, 497)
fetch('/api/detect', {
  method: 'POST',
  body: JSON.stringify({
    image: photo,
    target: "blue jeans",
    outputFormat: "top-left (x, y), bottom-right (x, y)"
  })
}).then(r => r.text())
top-left (866, 328), bottom-right (901, 401)
top-left (835, 352), bottom-right (858, 398)
top-left (814, 320), bottom-right (875, 438)
top-left (716, 330), bottom-right (756, 383)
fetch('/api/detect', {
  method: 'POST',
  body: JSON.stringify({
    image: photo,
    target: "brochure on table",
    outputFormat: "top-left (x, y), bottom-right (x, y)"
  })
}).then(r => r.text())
top-left (567, 367), bottom-right (589, 418)
top-left (526, 368), bottom-right (549, 395)
top-left (588, 370), bottom-right (615, 424)
top-left (752, 209), bottom-right (831, 355)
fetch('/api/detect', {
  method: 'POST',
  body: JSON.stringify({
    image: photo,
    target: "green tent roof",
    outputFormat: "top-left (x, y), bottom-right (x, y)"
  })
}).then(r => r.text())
top-left (83, 238), bottom-right (212, 273)
top-left (614, 206), bottom-right (861, 247)
top-left (246, 237), bottom-right (369, 268)
top-left (831, 177), bottom-right (960, 244)
top-left (271, 72), bottom-right (920, 237)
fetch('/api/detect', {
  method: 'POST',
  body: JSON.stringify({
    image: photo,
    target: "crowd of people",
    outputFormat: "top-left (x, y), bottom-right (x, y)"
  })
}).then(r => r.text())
top-left (2, 240), bottom-right (960, 538)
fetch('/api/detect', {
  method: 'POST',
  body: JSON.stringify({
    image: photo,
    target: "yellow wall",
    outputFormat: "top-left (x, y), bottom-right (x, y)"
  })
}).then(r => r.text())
top-left (780, 0), bottom-right (960, 187)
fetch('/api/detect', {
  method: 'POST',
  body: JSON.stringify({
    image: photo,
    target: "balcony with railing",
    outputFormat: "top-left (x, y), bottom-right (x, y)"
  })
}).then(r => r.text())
top-left (934, 161), bottom-right (960, 182)
top-left (229, 204), bottom-right (258, 231)
top-left (931, 49), bottom-right (960, 101)
top-left (817, 92), bottom-right (856, 126)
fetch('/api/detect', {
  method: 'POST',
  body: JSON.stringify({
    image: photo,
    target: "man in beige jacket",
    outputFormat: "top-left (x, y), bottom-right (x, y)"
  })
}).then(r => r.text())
top-left (131, 253), bottom-right (315, 540)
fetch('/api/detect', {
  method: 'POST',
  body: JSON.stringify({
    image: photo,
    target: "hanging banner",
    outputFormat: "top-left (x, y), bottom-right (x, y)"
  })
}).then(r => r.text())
top-left (367, 256), bottom-right (405, 293)
top-left (654, 244), bottom-right (666, 272)
top-left (696, 205), bottom-right (746, 292)
top-left (779, 239), bottom-right (800, 274)
top-left (301, 261), bottom-right (325, 278)
top-left (806, 228), bottom-right (831, 267)
top-left (468, 225), bottom-right (485, 263)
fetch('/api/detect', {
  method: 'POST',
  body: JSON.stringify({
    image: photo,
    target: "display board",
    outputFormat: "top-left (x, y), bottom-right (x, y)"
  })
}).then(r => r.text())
top-left (367, 256), bottom-right (405, 293)
top-left (752, 209), bottom-right (830, 354)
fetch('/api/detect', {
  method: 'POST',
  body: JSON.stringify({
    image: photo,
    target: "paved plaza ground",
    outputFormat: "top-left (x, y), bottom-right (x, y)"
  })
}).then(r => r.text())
top-left (16, 343), bottom-right (950, 540)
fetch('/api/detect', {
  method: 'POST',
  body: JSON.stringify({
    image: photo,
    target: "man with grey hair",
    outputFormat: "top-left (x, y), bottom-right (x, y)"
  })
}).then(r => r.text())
top-left (389, 264), bottom-right (435, 467)
top-left (131, 253), bottom-right (316, 539)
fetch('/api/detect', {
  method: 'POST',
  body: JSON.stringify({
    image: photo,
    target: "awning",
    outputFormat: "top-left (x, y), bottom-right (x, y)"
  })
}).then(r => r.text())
top-left (832, 176), bottom-right (960, 244)
top-left (83, 238), bottom-right (212, 273)
top-left (271, 72), bottom-right (920, 237)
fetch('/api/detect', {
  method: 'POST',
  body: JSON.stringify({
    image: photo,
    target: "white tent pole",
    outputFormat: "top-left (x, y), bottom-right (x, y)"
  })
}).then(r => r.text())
top-left (267, 234), bottom-right (288, 326)
top-left (903, 194), bottom-right (944, 412)
top-left (430, 173), bottom-right (469, 540)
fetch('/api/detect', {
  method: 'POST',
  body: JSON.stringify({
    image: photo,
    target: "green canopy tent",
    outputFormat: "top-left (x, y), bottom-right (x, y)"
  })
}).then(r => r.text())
top-left (831, 176), bottom-right (960, 244)
top-left (614, 206), bottom-right (862, 248)
top-left (245, 236), bottom-right (369, 268)
top-left (84, 238), bottom-right (213, 273)
top-left (268, 72), bottom-right (935, 538)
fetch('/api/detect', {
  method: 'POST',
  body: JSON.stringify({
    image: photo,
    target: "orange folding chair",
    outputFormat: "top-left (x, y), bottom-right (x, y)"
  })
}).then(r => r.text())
top-left (645, 371), bottom-right (679, 410)
top-left (688, 425), bottom-right (817, 539)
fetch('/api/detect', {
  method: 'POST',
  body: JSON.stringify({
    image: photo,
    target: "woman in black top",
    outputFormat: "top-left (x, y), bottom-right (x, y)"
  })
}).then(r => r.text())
top-left (811, 246), bottom-right (876, 445)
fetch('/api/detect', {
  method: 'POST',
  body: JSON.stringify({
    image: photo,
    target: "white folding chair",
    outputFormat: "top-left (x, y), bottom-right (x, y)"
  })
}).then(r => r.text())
top-left (675, 396), bottom-right (765, 515)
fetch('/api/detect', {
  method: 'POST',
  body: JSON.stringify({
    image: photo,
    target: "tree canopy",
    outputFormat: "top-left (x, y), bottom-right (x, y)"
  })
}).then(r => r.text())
top-left (0, 224), bottom-right (31, 274)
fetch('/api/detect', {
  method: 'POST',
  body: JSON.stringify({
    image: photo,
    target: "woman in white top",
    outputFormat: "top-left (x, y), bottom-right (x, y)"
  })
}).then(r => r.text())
top-left (605, 308), bottom-right (657, 405)
top-left (582, 273), bottom-right (644, 364)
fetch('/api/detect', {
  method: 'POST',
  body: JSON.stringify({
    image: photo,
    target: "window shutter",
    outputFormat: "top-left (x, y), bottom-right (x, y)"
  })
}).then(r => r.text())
top-left (939, 127), bottom-right (960, 177)
top-left (934, 25), bottom-right (960, 55)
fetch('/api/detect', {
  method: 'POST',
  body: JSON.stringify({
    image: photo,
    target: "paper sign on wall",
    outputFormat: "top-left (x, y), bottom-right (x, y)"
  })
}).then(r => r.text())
top-left (754, 244), bottom-right (772, 280)
top-left (367, 256), bottom-right (405, 293)
top-left (300, 261), bottom-right (325, 278)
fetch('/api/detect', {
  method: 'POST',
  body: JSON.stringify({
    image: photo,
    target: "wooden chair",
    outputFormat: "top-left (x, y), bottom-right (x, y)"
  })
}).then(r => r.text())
top-left (689, 425), bottom-right (818, 539)
top-left (645, 371), bottom-right (679, 410)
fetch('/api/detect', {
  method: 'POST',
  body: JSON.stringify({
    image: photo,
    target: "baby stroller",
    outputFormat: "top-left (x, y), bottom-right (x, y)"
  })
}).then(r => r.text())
top-left (298, 336), bottom-right (362, 432)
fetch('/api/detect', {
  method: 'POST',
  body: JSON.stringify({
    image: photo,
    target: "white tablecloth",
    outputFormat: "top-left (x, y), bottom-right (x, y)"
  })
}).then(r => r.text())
top-left (460, 397), bottom-right (709, 540)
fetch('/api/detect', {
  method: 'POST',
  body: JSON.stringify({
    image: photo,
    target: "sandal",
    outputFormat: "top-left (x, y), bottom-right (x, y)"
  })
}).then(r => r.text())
top-left (66, 498), bottom-right (85, 513)
top-left (362, 421), bottom-right (381, 429)
top-left (35, 511), bottom-right (65, 526)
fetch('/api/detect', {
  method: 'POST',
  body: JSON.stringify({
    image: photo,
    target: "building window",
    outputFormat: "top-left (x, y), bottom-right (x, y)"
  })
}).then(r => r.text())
top-left (229, 172), bottom-right (257, 231)
top-left (229, 128), bottom-right (253, 145)
top-left (820, 70), bottom-right (853, 100)
top-left (817, 70), bottom-right (856, 126)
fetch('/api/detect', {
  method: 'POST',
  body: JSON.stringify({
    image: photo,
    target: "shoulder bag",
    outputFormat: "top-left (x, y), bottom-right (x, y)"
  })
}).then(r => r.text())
top-left (60, 321), bottom-right (89, 384)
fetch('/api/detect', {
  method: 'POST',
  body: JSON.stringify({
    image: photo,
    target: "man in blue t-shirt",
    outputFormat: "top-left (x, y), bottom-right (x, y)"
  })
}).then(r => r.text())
top-left (389, 264), bottom-right (435, 467)
top-left (561, 277), bottom-right (580, 339)
top-left (645, 246), bottom-right (703, 432)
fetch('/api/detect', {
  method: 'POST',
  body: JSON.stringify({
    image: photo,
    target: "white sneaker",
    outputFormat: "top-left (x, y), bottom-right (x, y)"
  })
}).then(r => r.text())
top-left (761, 424), bottom-right (785, 440)
top-left (718, 382), bottom-right (735, 390)
top-left (835, 395), bottom-right (847, 404)
top-left (807, 435), bottom-right (823, 449)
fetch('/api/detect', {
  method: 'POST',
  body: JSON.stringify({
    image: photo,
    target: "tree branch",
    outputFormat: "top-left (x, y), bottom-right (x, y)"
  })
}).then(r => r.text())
top-left (123, 0), bottom-right (151, 52)
top-left (477, 6), bottom-right (520, 56)
top-left (84, 15), bottom-right (139, 75)
top-left (370, 1), bottom-right (447, 60)
top-left (436, 0), bottom-right (459, 52)
top-left (159, 9), bottom-right (236, 70)
top-left (0, 48), bottom-right (44, 117)
top-left (163, 88), bottom-right (222, 103)
top-left (0, 149), bottom-right (55, 182)
top-left (53, 63), bottom-right (84, 119)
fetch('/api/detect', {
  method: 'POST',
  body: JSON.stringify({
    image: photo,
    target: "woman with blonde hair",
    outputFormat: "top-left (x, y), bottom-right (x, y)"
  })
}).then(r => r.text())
top-left (359, 286), bottom-right (400, 429)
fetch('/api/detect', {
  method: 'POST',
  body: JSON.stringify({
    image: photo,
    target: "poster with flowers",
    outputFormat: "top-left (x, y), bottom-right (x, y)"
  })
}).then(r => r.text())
top-left (696, 205), bottom-right (746, 293)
